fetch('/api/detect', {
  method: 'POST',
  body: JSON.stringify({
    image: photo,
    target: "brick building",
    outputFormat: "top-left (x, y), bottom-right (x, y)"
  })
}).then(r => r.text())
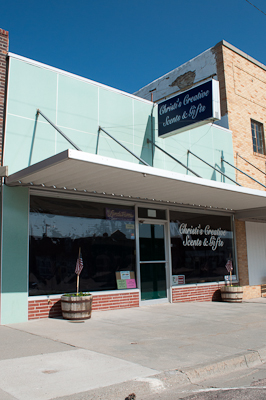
top-left (1, 31), bottom-right (266, 324)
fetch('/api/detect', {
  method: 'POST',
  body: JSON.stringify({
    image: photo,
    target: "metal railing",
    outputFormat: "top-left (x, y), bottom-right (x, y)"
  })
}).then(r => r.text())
top-left (237, 153), bottom-right (266, 176)
top-left (222, 157), bottom-right (266, 189)
top-left (97, 127), bottom-right (150, 166)
top-left (37, 109), bottom-right (81, 151)
top-left (188, 150), bottom-right (241, 186)
top-left (147, 139), bottom-right (201, 178)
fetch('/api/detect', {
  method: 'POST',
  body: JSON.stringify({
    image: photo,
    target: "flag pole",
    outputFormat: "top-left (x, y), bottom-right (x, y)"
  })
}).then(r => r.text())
top-left (229, 253), bottom-right (232, 286)
top-left (77, 275), bottom-right (79, 296)
top-left (76, 247), bottom-right (81, 295)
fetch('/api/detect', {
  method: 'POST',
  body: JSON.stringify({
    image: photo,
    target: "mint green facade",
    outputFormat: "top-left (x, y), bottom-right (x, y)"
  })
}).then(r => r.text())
top-left (5, 57), bottom-right (235, 182)
top-left (1, 186), bottom-right (29, 324)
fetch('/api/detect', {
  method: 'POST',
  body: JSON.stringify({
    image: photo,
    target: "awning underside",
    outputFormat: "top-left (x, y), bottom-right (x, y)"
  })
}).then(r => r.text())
top-left (5, 149), bottom-right (266, 221)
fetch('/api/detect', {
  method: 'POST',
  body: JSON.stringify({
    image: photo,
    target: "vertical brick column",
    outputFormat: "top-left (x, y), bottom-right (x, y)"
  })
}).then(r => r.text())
top-left (235, 219), bottom-right (249, 286)
top-left (0, 29), bottom-right (9, 165)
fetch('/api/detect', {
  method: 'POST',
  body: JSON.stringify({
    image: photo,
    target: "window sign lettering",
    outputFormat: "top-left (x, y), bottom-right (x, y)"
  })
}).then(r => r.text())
top-left (172, 275), bottom-right (185, 285)
top-left (115, 271), bottom-right (136, 290)
top-left (179, 223), bottom-right (226, 251)
top-left (120, 271), bottom-right (131, 280)
top-left (106, 208), bottom-right (135, 221)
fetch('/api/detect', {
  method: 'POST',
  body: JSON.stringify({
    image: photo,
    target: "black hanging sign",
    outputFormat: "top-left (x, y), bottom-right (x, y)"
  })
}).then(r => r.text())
top-left (158, 79), bottom-right (220, 138)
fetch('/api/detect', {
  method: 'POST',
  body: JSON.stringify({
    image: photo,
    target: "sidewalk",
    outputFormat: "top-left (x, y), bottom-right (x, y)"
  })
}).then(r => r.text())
top-left (1, 298), bottom-right (266, 400)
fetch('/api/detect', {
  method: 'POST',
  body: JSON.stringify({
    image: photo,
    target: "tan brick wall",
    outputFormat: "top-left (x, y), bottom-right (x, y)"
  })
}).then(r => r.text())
top-left (243, 285), bottom-right (261, 300)
top-left (235, 219), bottom-right (249, 286)
top-left (220, 44), bottom-right (266, 190)
top-left (0, 29), bottom-right (8, 166)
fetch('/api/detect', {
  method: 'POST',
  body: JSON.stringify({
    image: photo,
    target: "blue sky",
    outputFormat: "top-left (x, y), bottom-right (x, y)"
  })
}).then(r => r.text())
top-left (2, 0), bottom-right (266, 94)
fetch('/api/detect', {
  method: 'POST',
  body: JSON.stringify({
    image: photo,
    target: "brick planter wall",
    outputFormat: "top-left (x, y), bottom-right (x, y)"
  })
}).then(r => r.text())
top-left (172, 283), bottom-right (222, 302)
top-left (28, 291), bottom-right (140, 320)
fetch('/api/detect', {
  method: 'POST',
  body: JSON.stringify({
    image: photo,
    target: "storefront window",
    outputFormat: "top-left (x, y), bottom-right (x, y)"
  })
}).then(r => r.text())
top-left (29, 196), bottom-right (136, 295)
top-left (170, 211), bottom-right (235, 285)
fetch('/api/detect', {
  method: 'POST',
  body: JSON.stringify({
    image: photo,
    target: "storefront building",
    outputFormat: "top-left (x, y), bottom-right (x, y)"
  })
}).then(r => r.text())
top-left (135, 40), bottom-right (266, 298)
top-left (1, 29), bottom-right (266, 324)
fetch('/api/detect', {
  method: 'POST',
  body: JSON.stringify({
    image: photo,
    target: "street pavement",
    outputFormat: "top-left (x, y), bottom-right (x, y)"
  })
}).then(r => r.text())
top-left (1, 298), bottom-right (266, 399)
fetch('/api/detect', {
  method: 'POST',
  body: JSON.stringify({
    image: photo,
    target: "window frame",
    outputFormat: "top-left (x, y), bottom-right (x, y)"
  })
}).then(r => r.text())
top-left (251, 119), bottom-right (265, 155)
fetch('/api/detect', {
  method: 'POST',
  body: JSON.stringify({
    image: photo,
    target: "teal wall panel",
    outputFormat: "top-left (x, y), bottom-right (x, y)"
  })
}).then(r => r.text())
top-left (99, 87), bottom-right (134, 143)
top-left (1, 186), bottom-right (29, 324)
top-left (30, 121), bottom-right (58, 166)
top-left (7, 58), bottom-right (57, 120)
top-left (57, 74), bottom-right (99, 154)
top-left (152, 124), bottom-right (235, 182)
top-left (4, 116), bottom-right (36, 171)
top-left (5, 57), bottom-right (155, 174)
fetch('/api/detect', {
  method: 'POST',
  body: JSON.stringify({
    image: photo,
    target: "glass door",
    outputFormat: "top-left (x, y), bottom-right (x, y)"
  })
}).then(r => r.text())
top-left (139, 222), bottom-right (168, 302)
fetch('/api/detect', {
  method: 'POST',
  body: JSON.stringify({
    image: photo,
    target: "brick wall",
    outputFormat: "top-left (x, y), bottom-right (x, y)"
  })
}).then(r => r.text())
top-left (0, 29), bottom-right (8, 165)
top-left (28, 291), bottom-right (140, 320)
top-left (235, 219), bottom-right (249, 286)
top-left (172, 283), bottom-right (222, 303)
top-left (243, 285), bottom-right (261, 300)
top-left (220, 44), bottom-right (266, 190)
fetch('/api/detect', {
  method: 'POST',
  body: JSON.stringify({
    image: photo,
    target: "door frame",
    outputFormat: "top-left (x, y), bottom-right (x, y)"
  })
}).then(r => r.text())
top-left (136, 211), bottom-right (172, 306)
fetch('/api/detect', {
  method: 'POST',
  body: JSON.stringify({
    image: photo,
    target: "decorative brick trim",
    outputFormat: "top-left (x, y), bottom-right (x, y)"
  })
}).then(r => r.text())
top-left (172, 283), bottom-right (222, 302)
top-left (28, 291), bottom-right (140, 320)
top-left (0, 28), bottom-right (8, 166)
top-left (0, 29), bottom-right (8, 37)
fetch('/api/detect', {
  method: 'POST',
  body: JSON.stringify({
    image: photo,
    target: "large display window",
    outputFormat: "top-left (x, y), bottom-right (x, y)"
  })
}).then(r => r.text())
top-left (29, 196), bottom-right (136, 295)
top-left (170, 211), bottom-right (235, 284)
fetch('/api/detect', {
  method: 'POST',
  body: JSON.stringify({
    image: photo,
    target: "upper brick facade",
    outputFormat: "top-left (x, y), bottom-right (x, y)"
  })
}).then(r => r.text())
top-left (215, 42), bottom-right (266, 190)
top-left (0, 29), bottom-right (8, 166)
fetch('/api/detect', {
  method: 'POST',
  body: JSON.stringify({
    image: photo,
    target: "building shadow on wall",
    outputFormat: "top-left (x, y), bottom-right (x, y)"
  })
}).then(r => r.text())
top-left (140, 115), bottom-right (156, 167)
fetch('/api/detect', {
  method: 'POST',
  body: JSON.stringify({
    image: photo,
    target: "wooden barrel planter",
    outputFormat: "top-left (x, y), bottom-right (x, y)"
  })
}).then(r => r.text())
top-left (61, 294), bottom-right (93, 320)
top-left (220, 286), bottom-right (243, 303)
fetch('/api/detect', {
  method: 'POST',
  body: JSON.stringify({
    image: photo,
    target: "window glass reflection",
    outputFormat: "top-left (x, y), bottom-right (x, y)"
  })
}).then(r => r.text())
top-left (29, 197), bottom-right (136, 295)
top-left (139, 224), bottom-right (165, 261)
top-left (170, 211), bottom-right (234, 284)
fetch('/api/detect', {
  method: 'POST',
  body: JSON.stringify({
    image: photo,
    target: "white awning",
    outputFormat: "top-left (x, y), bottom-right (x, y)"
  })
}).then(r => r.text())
top-left (5, 149), bottom-right (266, 221)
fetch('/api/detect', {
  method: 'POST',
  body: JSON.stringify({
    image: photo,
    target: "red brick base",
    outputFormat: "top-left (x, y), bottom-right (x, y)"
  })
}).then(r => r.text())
top-left (28, 285), bottom-right (222, 320)
top-left (28, 291), bottom-right (140, 320)
top-left (172, 283), bottom-right (222, 302)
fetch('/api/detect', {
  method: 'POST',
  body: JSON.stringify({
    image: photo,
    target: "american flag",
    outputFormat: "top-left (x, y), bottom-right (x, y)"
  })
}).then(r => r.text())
top-left (225, 259), bottom-right (233, 273)
top-left (75, 252), bottom-right (84, 276)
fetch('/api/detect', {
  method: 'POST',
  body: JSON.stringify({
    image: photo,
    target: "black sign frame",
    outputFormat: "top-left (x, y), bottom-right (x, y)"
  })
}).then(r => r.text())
top-left (158, 80), bottom-right (218, 138)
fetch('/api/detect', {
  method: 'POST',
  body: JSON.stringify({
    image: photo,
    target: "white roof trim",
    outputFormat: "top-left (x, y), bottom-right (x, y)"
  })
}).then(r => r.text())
top-left (7, 52), bottom-right (154, 106)
top-left (5, 149), bottom-right (266, 214)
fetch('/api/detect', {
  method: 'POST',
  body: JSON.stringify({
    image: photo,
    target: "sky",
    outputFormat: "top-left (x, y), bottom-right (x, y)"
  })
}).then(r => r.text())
top-left (1, 0), bottom-right (266, 94)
